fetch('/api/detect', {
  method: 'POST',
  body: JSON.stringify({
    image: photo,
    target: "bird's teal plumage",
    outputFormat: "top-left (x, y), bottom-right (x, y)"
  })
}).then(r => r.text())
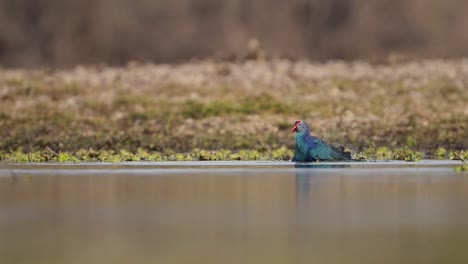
top-left (292, 120), bottom-right (351, 162)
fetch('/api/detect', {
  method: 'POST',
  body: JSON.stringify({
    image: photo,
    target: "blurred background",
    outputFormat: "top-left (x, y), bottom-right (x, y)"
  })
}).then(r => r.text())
top-left (1, 0), bottom-right (468, 67)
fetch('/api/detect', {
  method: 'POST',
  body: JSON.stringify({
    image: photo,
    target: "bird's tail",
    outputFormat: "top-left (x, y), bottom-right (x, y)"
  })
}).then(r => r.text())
top-left (331, 145), bottom-right (352, 160)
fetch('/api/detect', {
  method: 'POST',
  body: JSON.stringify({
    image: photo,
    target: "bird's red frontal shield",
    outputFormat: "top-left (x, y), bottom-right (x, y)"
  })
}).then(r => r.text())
top-left (291, 120), bottom-right (301, 132)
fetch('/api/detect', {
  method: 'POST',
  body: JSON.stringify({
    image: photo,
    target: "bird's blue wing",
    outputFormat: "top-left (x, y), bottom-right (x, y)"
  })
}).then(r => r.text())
top-left (307, 136), bottom-right (333, 160)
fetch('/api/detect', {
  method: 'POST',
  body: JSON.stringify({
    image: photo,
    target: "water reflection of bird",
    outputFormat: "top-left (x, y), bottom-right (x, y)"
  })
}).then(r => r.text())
top-left (291, 120), bottom-right (351, 162)
top-left (294, 164), bottom-right (350, 226)
top-left (294, 164), bottom-right (349, 169)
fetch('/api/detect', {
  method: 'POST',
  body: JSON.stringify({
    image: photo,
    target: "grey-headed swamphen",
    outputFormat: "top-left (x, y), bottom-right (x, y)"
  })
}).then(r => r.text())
top-left (291, 120), bottom-right (351, 162)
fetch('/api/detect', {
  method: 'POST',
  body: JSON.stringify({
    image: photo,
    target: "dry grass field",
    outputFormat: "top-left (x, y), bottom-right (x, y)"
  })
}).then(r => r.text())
top-left (0, 59), bottom-right (467, 161)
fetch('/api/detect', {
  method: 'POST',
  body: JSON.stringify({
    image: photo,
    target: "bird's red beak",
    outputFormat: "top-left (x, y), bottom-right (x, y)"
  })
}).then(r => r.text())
top-left (291, 125), bottom-right (298, 133)
top-left (291, 121), bottom-right (301, 133)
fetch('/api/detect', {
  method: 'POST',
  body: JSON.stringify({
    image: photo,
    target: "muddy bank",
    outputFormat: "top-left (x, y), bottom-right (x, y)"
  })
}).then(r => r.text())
top-left (0, 59), bottom-right (467, 159)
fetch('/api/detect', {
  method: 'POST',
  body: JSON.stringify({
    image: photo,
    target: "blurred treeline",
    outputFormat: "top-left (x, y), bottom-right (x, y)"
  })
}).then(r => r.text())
top-left (1, 0), bottom-right (467, 67)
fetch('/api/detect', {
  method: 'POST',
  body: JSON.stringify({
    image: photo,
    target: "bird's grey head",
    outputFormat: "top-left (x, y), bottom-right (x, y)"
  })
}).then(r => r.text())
top-left (291, 120), bottom-right (310, 134)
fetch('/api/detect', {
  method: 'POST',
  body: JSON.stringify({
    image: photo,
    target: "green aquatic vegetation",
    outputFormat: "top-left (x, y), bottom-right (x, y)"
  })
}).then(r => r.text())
top-left (4, 149), bottom-right (28, 162)
top-left (57, 152), bottom-right (79, 162)
top-left (96, 150), bottom-right (140, 162)
top-left (355, 146), bottom-right (421, 161)
top-left (3, 146), bottom-right (468, 163)
top-left (193, 149), bottom-right (219, 161)
top-left (432, 148), bottom-right (468, 161)
top-left (3, 149), bottom-right (54, 162)
top-left (376, 147), bottom-right (392, 160)
top-left (392, 147), bottom-right (421, 162)
top-left (170, 149), bottom-right (267, 161)
top-left (355, 146), bottom-right (392, 160)
top-left (134, 148), bottom-right (155, 160)
top-left (271, 146), bottom-right (294, 160)
top-left (27, 152), bottom-right (51, 162)
top-left (226, 150), bottom-right (264, 160)
top-left (236, 150), bottom-right (264, 160)
top-left (455, 164), bottom-right (468, 172)
top-left (192, 149), bottom-right (233, 161)
top-left (0, 148), bottom-right (294, 162)
top-left (355, 147), bottom-right (378, 160)
top-left (449, 150), bottom-right (467, 162)
top-left (0, 146), bottom-right (442, 163)
top-left (75, 148), bottom-right (100, 161)
top-left (147, 152), bottom-right (167, 161)
top-left (118, 150), bottom-right (140, 161)
top-left (214, 149), bottom-right (233, 160)
top-left (175, 153), bottom-right (191, 161)
top-left (434, 147), bottom-right (447, 159)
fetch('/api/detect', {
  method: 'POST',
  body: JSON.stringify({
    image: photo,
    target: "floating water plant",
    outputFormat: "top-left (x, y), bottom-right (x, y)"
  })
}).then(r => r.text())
top-left (455, 164), bottom-right (468, 172)
top-left (355, 146), bottom-right (421, 161)
top-left (392, 147), bottom-right (421, 162)
top-left (434, 147), bottom-right (447, 159)
top-left (449, 150), bottom-right (467, 162)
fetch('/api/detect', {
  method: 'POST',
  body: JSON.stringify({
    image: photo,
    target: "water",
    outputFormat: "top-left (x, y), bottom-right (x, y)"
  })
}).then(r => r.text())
top-left (1, 160), bottom-right (467, 264)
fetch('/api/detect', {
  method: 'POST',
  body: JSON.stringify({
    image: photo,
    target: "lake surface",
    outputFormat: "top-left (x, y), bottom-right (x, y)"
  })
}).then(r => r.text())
top-left (1, 160), bottom-right (467, 264)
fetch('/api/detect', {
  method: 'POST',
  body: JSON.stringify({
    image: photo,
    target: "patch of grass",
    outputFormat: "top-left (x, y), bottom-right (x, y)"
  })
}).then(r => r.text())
top-left (115, 94), bottom-right (154, 107)
top-left (182, 100), bottom-right (237, 119)
top-left (182, 94), bottom-right (296, 119)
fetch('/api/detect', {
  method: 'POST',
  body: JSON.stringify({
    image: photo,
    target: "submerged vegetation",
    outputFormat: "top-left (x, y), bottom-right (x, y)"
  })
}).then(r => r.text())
top-left (0, 59), bottom-right (467, 162)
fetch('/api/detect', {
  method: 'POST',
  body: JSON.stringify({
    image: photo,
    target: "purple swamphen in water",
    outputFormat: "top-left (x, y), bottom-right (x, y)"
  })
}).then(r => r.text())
top-left (291, 120), bottom-right (351, 162)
